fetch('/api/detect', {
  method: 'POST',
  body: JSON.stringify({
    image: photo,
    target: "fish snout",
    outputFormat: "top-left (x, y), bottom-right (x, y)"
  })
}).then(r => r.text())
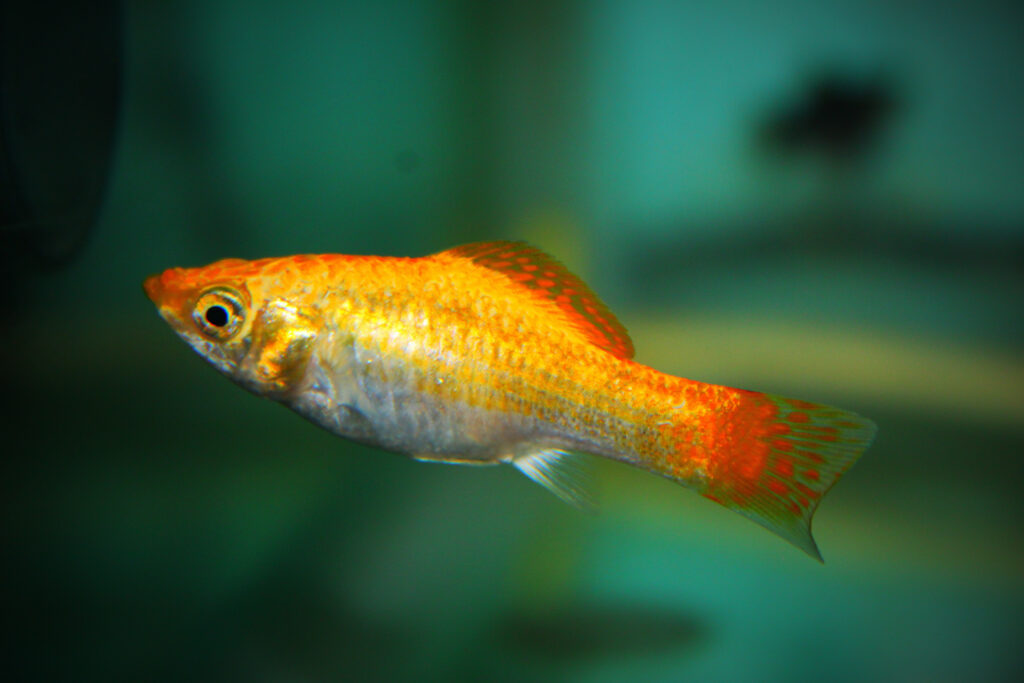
top-left (143, 273), bottom-right (164, 304)
top-left (142, 269), bottom-right (193, 326)
top-left (143, 268), bottom-right (190, 307)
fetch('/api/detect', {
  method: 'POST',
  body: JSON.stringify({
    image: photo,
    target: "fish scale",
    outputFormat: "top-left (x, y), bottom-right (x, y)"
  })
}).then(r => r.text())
top-left (144, 240), bottom-right (875, 561)
top-left (343, 271), bottom-right (644, 455)
top-left (379, 308), bottom-right (628, 456)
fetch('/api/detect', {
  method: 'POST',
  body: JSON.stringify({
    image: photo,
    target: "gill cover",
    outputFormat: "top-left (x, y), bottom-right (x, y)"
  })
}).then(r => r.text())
top-left (239, 299), bottom-right (322, 397)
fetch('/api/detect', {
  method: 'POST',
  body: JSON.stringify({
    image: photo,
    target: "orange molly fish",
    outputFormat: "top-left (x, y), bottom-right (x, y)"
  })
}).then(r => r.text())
top-left (144, 241), bottom-right (875, 560)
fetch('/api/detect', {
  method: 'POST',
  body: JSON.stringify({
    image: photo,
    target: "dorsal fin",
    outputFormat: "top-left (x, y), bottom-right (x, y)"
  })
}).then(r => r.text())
top-left (443, 241), bottom-right (634, 359)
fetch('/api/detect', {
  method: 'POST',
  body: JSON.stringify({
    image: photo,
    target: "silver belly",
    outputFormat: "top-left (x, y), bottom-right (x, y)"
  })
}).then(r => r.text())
top-left (282, 346), bottom-right (559, 462)
top-left (280, 332), bottom-right (631, 465)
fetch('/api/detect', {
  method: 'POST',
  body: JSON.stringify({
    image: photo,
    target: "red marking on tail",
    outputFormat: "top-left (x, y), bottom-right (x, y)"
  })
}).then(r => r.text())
top-left (797, 449), bottom-right (825, 464)
top-left (786, 399), bottom-right (819, 410)
top-left (655, 389), bottom-right (876, 561)
top-left (794, 482), bottom-right (818, 499)
top-left (774, 457), bottom-right (794, 478)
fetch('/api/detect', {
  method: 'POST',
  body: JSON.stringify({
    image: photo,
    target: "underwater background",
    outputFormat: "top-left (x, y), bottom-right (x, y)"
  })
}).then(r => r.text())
top-left (3, 1), bottom-right (1022, 681)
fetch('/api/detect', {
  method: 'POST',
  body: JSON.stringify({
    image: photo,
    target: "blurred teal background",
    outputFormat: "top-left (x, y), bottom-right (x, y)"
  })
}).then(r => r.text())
top-left (3, 1), bottom-right (1023, 681)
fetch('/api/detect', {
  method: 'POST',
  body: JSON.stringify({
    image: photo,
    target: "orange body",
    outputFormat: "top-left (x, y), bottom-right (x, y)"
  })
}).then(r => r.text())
top-left (144, 241), bottom-right (875, 560)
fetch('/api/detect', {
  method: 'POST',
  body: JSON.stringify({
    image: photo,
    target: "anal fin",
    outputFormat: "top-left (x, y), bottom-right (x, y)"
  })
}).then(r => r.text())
top-left (513, 448), bottom-right (594, 510)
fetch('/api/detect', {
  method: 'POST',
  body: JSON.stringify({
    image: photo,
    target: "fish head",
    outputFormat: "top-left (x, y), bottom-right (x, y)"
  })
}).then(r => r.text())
top-left (144, 257), bottom-right (324, 399)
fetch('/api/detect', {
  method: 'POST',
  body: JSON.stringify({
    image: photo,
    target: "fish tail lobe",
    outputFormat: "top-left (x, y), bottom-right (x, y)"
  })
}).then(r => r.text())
top-left (650, 387), bottom-right (876, 561)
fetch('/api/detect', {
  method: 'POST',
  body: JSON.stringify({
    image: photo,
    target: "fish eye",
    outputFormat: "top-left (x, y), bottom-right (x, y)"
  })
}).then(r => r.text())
top-left (193, 287), bottom-right (246, 340)
top-left (205, 305), bottom-right (229, 327)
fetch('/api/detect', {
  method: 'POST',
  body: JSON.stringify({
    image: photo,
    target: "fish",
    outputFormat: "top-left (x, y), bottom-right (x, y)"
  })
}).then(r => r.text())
top-left (143, 241), bottom-right (875, 560)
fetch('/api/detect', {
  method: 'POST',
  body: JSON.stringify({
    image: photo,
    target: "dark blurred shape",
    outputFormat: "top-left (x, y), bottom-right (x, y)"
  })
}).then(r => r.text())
top-left (0, 1), bottom-right (122, 275)
top-left (498, 602), bottom-right (705, 661)
top-left (759, 69), bottom-right (899, 165)
top-left (626, 212), bottom-right (1024, 276)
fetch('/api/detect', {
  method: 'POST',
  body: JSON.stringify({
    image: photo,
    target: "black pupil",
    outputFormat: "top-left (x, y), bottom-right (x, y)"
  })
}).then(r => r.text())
top-left (205, 305), bottom-right (229, 327)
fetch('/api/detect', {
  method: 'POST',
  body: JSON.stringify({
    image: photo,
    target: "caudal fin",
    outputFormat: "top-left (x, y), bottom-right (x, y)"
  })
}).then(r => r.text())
top-left (656, 390), bottom-right (875, 561)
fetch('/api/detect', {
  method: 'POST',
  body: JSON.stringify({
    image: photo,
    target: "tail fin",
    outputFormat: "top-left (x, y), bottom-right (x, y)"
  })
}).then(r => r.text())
top-left (656, 390), bottom-right (875, 561)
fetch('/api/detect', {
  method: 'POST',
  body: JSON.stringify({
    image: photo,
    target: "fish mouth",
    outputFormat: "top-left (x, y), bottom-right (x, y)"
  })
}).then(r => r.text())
top-left (143, 273), bottom-right (163, 304)
top-left (143, 268), bottom-right (190, 311)
top-left (142, 269), bottom-right (191, 332)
